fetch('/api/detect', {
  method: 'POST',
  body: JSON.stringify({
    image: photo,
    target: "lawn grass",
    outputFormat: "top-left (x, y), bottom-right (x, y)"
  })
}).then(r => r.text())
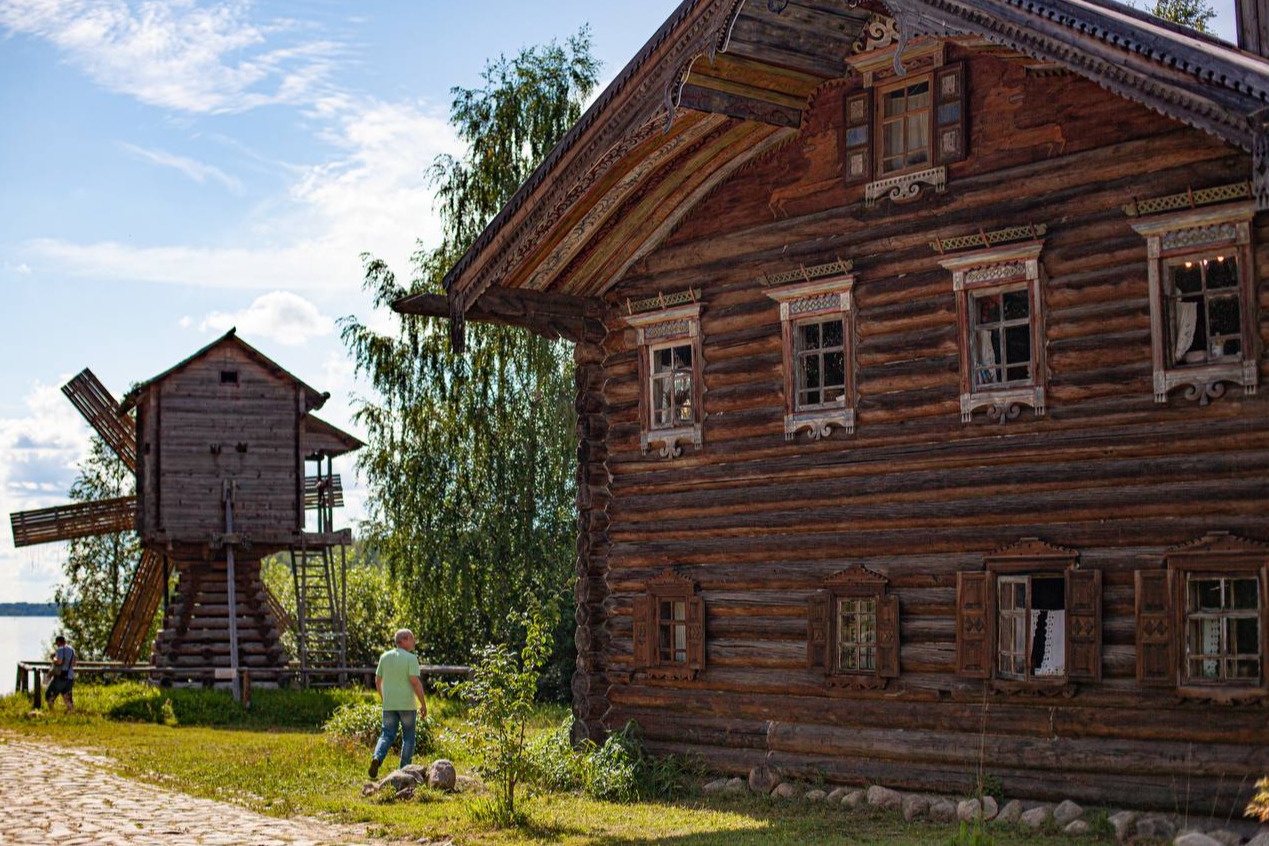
top-left (0, 685), bottom-right (1105, 845)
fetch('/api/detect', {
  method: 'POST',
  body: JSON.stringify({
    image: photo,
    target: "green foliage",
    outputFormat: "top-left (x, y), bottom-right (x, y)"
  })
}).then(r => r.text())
top-left (54, 437), bottom-right (154, 659)
top-left (446, 608), bottom-right (554, 824)
top-left (967, 771), bottom-right (1004, 800)
top-left (1083, 808), bottom-right (1115, 839)
top-left (1146, 0), bottom-right (1216, 31)
top-left (947, 819), bottom-right (996, 846)
top-left (323, 700), bottom-right (435, 755)
top-left (524, 718), bottom-right (638, 802)
top-left (338, 29), bottom-right (600, 699)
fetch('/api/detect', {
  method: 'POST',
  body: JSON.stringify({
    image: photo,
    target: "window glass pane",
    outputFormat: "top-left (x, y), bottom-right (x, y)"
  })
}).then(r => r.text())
top-left (655, 348), bottom-right (672, 372)
top-left (824, 351), bottom-right (845, 388)
top-left (1208, 294), bottom-right (1241, 341)
top-left (1188, 618), bottom-right (1222, 657)
top-left (976, 294), bottom-right (1001, 324)
top-left (1232, 578), bottom-right (1260, 610)
top-left (906, 114), bottom-right (928, 153)
top-left (822, 319), bottom-right (843, 348)
top-left (673, 344), bottom-right (692, 369)
top-left (800, 322), bottom-right (821, 351)
top-left (1190, 657), bottom-right (1221, 679)
top-left (652, 376), bottom-right (671, 426)
top-left (1003, 290), bottom-right (1029, 321)
top-left (937, 102), bottom-right (960, 124)
top-left (1172, 263), bottom-right (1202, 294)
top-left (1231, 658), bottom-right (1261, 679)
top-left (907, 80), bottom-right (930, 108)
top-left (1006, 365), bottom-right (1030, 383)
top-left (1206, 255), bottom-right (1238, 289)
top-left (883, 89), bottom-right (905, 118)
top-left (1189, 579), bottom-right (1223, 611)
top-left (1232, 616), bottom-right (1260, 655)
top-left (803, 355), bottom-right (821, 389)
top-left (883, 120), bottom-right (903, 157)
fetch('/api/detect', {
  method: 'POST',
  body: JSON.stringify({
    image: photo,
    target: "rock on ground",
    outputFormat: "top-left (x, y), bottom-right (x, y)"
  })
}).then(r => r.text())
top-left (1247, 831), bottom-right (1269, 846)
top-left (930, 799), bottom-right (958, 823)
top-left (748, 765), bottom-right (778, 795)
top-left (702, 779), bottom-right (728, 794)
top-left (426, 759), bottom-right (456, 792)
top-left (1065, 820), bottom-right (1092, 836)
top-left (1108, 810), bottom-right (1138, 842)
top-left (826, 787), bottom-right (850, 803)
top-left (902, 793), bottom-right (930, 821)
top-left (1053, 799), bottom-right (1084, 827)
top-left (844, 789), bottom-right (866, 809)
top-left (724, 777), bottom-right (747, 794)
top-left (867, 785), bottom-right (903, 810)
top-left (1138, 813), bottom-right (1181, 840)
top-left (1174, 834), bottom-right (1225, 846)
top-left (804, 789), bottom-right (827, 802)
top-left (957, 799), bottom-right (983, 822)
top-left (1020, 805), bottom-right (1052, 829)
top-left (772, 782), bottom-right (800, 799)
top-left (1208, 830), bottom-right (1245, 846)
top-left (996, 799), bottom-right (1023, 825)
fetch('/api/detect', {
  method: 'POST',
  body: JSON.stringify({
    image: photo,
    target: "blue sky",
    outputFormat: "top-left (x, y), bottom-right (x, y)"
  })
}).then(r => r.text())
top-left (0, 0), bottom-right (1242, 603)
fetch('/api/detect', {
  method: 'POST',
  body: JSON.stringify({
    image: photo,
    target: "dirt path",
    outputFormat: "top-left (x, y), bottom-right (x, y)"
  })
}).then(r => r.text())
top-left (0, 733), bottom-right (377, 845)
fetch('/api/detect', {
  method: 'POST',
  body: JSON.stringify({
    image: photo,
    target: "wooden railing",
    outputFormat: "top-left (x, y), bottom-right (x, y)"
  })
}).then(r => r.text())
top-left (14, 661), bottom-right (470, 709)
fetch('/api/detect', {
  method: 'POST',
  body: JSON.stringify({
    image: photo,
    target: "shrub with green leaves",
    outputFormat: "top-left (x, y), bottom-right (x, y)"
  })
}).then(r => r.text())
top-left (322, 701), bottom-right (434, 754)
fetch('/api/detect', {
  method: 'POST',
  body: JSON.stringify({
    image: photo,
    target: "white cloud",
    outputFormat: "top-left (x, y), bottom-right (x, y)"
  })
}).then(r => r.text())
top-left (15, 263), bottom-right (32, 274)
top-left (0, 380), bottom-right (94, 602)
top-left (22, 97), bottom-right (461, 292)
top-left (197, 290), bottom-right (333, 345)
top-left (0, 0), bottom-right (341, 114)
top-left (119, 141), bottom-right (244, 193)
top-left (177, 315), bottom-right (192, 328)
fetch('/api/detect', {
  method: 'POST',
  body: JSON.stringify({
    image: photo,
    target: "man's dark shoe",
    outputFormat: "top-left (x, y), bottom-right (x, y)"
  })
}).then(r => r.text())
top-left (368, 758), bottom-right (381, 779)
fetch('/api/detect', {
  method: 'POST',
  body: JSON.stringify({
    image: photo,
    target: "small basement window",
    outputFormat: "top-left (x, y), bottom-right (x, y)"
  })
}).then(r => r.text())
top-left (220, 370), bottom-right (239, 384)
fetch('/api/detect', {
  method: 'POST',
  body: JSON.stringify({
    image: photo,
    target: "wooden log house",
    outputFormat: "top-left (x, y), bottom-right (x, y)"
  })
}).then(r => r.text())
top-left (396, 0), bottom-right (1269, 811)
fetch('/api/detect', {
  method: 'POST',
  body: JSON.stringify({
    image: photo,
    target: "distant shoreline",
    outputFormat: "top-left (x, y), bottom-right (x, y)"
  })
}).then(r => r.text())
top-left (0, 603), bottom-right (58, 617)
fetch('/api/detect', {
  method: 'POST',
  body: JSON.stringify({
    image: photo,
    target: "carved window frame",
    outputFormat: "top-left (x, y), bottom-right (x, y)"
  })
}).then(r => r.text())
top-left (765, 274), bottom-right (856, 440)
top-left (940, 242), bottom-right (1047, 424)
top-left (807, 565), bottom-right (899, 689)
top-left (1129, 202), bottom-right (1260, 405)
top-left (956, 538), bottom-right (1102, 694)
top-left (622, 303), bottom-right (705, 459)
top-left (1137, 532), bottom-right (1269, 701)
top-left (631, 569), bottom-right (706, 681)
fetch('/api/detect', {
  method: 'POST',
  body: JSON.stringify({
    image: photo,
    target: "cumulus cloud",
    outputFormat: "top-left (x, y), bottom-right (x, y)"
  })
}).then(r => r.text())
top-left (197, 290), bottom-right (333, 345)
top-left (119, 142), bottom-right (244, 193)
top-left (0, 380), bottom-right (95, 602)
top-left (0, 0), bottom-right (341, 114)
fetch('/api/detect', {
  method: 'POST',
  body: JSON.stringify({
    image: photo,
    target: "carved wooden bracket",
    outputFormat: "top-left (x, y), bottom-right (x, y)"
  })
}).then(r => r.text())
top-left (865, 165), bottom-right (946, 207)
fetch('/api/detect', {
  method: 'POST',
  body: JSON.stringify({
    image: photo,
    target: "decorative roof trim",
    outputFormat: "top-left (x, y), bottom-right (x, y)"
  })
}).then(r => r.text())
top-left (758, 258), bottom-right (854, 287)
top-left (931, 223), bottom-right (1047, 253)
top-left (1163, 531), bottom-right (1269, 559)
top-left (986, 536), bottom-right (1079, 561)
top-left (1123, 182), bottom-right (1251, 218)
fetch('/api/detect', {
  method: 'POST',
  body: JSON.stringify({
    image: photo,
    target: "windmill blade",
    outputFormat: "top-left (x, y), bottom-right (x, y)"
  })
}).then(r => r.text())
top-left (62, 369), bottom-right (137, 472)
top-left (303, 473), bottom-right (344, 510)
top-left (106, 548), bottom-right (165, 664)
top-left (10, 495), bottom-right (135, 547)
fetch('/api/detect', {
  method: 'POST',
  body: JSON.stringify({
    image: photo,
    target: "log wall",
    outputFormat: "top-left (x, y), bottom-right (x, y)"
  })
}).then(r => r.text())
top-left (582, 49), bottom-right (1269, 812)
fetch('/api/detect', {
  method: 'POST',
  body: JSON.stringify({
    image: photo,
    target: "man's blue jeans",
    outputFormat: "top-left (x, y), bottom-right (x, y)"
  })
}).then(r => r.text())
top-left (372, 709), bottom-right (417, 769)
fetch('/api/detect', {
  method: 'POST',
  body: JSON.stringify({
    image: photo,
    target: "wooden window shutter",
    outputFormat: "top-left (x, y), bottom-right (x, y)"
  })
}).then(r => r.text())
top-left (807, 590), bottom-right (832, 673)
top-left (1135, 569), bottom-right (1176, 686)
top-left (686, 595), bottom-right (706, 672)
top-left (632, 595), bottom-right (653, 670)
top-left (843, 90), bottom-right (873, 185)
top-left (933, 62), bottom-right (967, 165)
top-left (877, 594), bottom-right (901, 678)
top-left (956, 571), bottom-right (993, 678)
top-left (1065, 568), bottom-right (1102, 681)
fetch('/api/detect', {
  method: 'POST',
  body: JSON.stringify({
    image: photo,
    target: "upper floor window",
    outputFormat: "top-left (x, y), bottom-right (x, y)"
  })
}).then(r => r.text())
top-left (765, 268), bottom-right (856, 440)
top-left (939, 241), bottom-right (1047, 424)
top-left (620, 292), bottom-right (704, 459)
top-left (631, 569), bottom-right (706, 681)
top-left (1129, 201), bottom-right (1259, 405)
top-left (1137, 532), bottom-right (1268, 697)
top-left (807, 565), bottom-right (899, 688)
top-left (878, 76), bottom-right (932, 176)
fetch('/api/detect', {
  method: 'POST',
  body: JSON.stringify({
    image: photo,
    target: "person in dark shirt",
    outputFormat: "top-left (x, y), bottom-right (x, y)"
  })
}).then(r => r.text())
top-left (46, 635), bottom-right (76, 713)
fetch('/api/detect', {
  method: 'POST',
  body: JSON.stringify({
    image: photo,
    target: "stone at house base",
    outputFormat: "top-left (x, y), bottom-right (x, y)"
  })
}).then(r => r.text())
top-left (844, 789), bottom-right (866, 809)
top-left (997, 799), bottom-right (1023, 825)
top-left (930, 799), bottom-right (958, 823)
top-left (1247, 831), bottom-right (1269, 846)
top-left (902, 793), bottom-right (930, 821)
top-left (426, 759), bottom-right (456, 792)
top-left (724, 777), bottom-right (746, 794)
top-left (772, 782), bottom-right (799, 799)
top-left (1053, 799), bottom-right (1084, 827)
top-left (957, 799), bottom-right (981, 822)
top-left (748, 765), bottom-right (778, 795)
top-left (1020, 805), bottom-right (1053, 829)
top-left (1108, 810), bottom-right (1138, 841)
top-left (703, 778), bottom-right (728, 794)
top-left (826, 786), bottom-right (850, 803)
top-left (1066, 820), bottom-right (1092, 836)
top-left (1208, 830), bottom-right (1245, 846)
top-left (1174, 833), bottom-right (1225, 846)
top-left (867, 784), bottom-right (903, 810)
top-left (804, 789), bottom-right (827, 802)
top-left (1139, 813), bottom-right (1181, 840)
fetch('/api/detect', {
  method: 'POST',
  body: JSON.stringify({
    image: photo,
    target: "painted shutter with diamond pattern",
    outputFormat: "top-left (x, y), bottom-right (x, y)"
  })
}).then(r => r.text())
top-left (1065, 568), bottom-right (1102, 681)
top-left (877, 594), bottom-right (901, 678)
top-left (956, 571), bottom-right (993, 678)
top-left (933, 62), bottom-right (967, 165)
top-left (807, 590), bottom-right (832, 673)
top-left (1135, 569), bottom-right (1175, 685)
top-left (843, 90), bottom-right (873, 186)
top-left (686, 595), bottom-right (706, 673)
top-left (632, 595), bottom-right (653, 670)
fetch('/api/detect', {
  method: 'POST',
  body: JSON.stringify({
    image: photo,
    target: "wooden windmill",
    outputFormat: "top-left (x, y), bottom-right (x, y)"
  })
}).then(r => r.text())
top-left (8, 330), bottom-right (362, 688)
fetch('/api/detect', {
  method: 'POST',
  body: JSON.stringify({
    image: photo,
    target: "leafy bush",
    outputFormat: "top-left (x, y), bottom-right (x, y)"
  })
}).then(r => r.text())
top-left (322, 701), bottom-right (434, 754)
top-left (1248, 776), bottom-right (1269, 822)
top-left (946, 820), bottom-right (995, 846)
top-left (525, 718), bottom-right (638, 801)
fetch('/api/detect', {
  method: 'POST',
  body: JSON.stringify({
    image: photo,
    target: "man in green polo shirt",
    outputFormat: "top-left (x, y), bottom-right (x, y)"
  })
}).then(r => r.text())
top-left (369, 629), bottom-right (427, 779)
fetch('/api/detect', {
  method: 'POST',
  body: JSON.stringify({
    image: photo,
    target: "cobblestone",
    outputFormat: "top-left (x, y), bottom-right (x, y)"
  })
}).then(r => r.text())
top-left (0, 733), bottom-right (375, 845)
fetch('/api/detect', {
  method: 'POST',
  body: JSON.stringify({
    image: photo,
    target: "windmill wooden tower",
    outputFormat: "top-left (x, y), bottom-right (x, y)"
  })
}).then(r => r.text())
top-left (8, 330), bottom-right (362, 689)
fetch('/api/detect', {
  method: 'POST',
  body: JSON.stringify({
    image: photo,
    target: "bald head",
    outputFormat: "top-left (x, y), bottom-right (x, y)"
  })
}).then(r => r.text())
top-left (394, 629), bottom-right (415, 649)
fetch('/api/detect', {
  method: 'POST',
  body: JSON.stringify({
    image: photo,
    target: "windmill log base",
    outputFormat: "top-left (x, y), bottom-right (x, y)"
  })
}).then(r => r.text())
top-left (150, 557), bottom-right (290, 683)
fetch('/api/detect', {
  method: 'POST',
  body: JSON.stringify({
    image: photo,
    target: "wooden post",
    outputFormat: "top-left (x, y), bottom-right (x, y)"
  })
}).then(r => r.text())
top-left (33, 669), bottom-right (42, 709)
top-left (241, 670), bottom-right (252, 709)
top-left (223, 481), bottom-right (241, 703)
top-left (1238, 0), bottom-right (1269, 59)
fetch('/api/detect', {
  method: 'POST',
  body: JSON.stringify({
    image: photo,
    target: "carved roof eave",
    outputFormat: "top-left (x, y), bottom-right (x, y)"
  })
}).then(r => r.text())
top-left (823, 564), bottom-right (890, 588)
top-left (440, 0), bottom-right (1269, 324)
top-left (986, 536), bottom-right (1079, 561)
top-left (1163, 531), bottom-right (1269, 561)
top-left (647, 568), bottom-right (699, 592)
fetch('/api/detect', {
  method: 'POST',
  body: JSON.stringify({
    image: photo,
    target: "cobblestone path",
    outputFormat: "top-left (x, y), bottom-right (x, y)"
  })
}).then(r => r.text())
top-left (0, 733), bottom-right (377, 845)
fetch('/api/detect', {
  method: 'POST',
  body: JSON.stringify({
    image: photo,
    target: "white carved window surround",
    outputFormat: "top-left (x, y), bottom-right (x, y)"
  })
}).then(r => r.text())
top-left (940, 242), bottom-right (1047, 424)
top-left (765, 274), bottom-right (856, 440)
top-left (1129, 202), bottom-right (1260, 405)
top-left (622, 302), bottom-right (705, 459)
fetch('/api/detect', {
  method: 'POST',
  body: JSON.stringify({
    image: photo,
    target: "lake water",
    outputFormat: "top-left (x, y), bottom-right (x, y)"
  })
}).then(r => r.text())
top-left (0, 617), bottom-right (61, 693)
